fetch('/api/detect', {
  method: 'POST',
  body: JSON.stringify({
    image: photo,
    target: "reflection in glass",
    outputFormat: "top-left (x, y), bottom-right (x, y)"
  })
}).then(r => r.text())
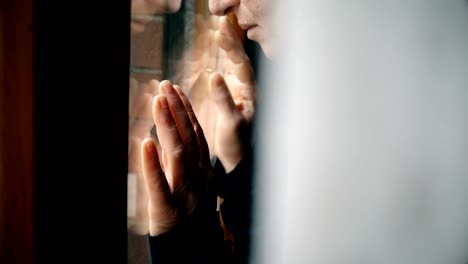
top-left (127, 1), bottom-right (223, 263)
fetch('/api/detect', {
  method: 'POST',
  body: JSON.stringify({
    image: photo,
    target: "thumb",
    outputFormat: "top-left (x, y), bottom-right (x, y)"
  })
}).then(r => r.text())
top-left (141, 138), bottom-right (172, 236)
top-left (210, 72), bottom-right (240, 119)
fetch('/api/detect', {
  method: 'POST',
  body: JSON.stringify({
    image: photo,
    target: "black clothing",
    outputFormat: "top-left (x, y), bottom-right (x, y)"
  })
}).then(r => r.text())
top-left (148, 149), bottom-right (254, 264)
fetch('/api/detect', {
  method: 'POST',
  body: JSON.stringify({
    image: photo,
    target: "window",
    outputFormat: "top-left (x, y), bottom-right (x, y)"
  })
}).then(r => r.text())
top-left (127, 1), bottom-right (215, 263)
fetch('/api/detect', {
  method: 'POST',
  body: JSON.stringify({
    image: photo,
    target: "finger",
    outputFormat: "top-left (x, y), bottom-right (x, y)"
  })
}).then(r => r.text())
top-left (141, 138), bottom-right (173, 236)
top-left (173, 85), bottom-right (198, 126)
top-left (225, 58), bottom-right (256, 86)
top-left (174, 85), bottom-right (211, 166)
top-left (215, 16), bottom-right (250, 65)
top-left (216, 17), bottom-right (255, 85)
top-left (235, 99), bottom-right (255, 123)
top-left (159, 81), bottom-right (200, 162)
top-left (153, 94), bottom-right (185, 192)
top-left (223, 66), bottom-right (256, 103)
top-left (141, 137), bottom-right (171, 210)
top-left (226, 13), bottom-right (245, 42)
top-left (210, 73), bottom-right (242, 120)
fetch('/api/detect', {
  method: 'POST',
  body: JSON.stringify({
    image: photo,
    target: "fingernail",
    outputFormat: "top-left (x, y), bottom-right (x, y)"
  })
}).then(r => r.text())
top-left (159, 96), bottom-right (168, 109)
top-left (163, 83), bottom-right (174, 94)
top-left (144, 139), bottom-right (156, 154)
top-left (157, 96), bottom-right (170, 125)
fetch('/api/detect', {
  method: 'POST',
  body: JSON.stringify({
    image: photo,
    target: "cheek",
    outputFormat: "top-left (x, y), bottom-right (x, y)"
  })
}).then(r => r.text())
top-left (248, 0), bottom-right (266, 25)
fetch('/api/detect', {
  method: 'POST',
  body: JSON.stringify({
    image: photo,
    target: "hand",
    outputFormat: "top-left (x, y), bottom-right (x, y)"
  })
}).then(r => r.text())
top-left (175, 14), bottom-right (221, 93)
top-left (141, 81), bottom-right (214, 236)
top-left (128, 78), bottom-right (160, 235)
top-left (191, 16), bottom-right (256, 172)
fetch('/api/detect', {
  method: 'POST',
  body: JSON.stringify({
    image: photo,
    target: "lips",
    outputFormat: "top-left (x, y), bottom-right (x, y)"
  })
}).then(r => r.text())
top-left (238, 23), bottom-right (256, 31)
top-left (238, 23), bottom-right (260, 41)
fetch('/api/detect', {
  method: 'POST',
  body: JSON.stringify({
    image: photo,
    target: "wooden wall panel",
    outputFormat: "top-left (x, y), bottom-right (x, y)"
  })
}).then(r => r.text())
top-left (0, 9), bottom-right (4, 260)
top-left (0, 0), bottom-right (34, 262)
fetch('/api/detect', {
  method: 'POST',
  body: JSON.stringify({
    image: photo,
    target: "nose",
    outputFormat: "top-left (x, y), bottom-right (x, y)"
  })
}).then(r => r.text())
top-left (209, 0), bottom-right (239, 16)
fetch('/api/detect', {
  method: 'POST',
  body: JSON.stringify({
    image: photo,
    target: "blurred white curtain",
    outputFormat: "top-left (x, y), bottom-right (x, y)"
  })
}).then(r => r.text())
top-left (253, 1), bottom-right (468, 264)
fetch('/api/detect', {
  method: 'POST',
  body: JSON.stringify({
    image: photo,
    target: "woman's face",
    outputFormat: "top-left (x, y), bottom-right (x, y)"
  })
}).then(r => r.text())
top-left (209, 0), bottom-right (272, 58)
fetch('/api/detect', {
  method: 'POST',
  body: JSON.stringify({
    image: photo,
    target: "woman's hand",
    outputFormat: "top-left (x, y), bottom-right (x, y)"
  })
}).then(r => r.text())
top-left (141, 81), bottom-right (215, 236)
top-left (191, 16), bottom-right (256, 172)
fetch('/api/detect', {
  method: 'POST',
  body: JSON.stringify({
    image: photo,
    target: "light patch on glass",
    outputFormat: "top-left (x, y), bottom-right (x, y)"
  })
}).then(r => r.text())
top-left (127, 172), bottom-right (137, 218)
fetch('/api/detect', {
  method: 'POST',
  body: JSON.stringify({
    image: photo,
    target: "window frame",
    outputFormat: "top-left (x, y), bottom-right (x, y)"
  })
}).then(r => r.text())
top-left (34, 0), bottom-right (131, 262)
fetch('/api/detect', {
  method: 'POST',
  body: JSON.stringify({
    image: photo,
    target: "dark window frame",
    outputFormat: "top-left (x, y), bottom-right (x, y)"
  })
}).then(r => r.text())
top-left (34, 0), bottom-right (131, 262)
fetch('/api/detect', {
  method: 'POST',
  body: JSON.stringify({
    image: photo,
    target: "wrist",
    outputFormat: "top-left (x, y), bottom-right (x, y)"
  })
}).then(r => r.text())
top-left (218, 155), bottom-right (242, 173)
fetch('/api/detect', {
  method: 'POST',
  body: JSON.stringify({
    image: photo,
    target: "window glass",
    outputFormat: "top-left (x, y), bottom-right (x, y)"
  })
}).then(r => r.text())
top-left (127, 1), bottom-right (215, 263)
top-left (126, 0), bottom-right (256, 262)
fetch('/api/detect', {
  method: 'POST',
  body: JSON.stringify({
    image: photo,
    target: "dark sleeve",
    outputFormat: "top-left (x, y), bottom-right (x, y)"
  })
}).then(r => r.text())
top-left (147, 150), bottom-right (254, 264)
top-left (215, 149), bottom-right (253, 203)
top-left (148, 209), bottom-right (232, 264)
top-left (215, 148), bottom-right (254, 264)
top-left (147, 170), bottom-right (234, 264)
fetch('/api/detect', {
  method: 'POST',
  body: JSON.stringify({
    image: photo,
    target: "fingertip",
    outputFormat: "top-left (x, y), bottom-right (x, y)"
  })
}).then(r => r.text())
top-left (157, 95), bottom-right (169, 110)
top-left (152, 94), bottom-right (159, 110)
top-left (210, 72), bottom-right (224, 85)
top-left (142, 138), bottom-right (157, 156)
top-left (218, 16), bottom-right (235, 36)
top-left (153, 95), bottom-right (170, 126)
top-left (152, 94), bottom-right (163, 115)
top-left (219, 15), bottom-right (228, 27)
top-left (159, 80), bottom-right (173, 95)
top-left (210, 72), bottom-right (223, 93)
